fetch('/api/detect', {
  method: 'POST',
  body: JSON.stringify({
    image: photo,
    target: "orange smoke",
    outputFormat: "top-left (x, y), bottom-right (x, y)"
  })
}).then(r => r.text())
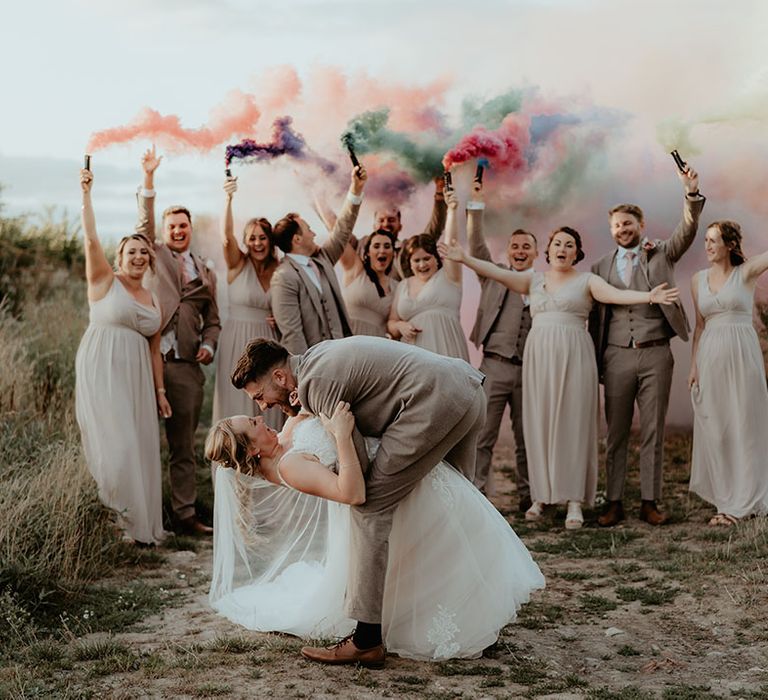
top-left (86, 89), bottom-right (261, 153)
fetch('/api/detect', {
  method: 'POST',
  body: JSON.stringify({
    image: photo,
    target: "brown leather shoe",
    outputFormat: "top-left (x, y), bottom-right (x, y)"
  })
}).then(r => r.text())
top-left (301, 636), bottom-right (385, 669)
top-left (178, 516), bottom-right (213, 536)
top-left (597, 500), bottom-right (625, 527)
top-left (639, 500), bottom-right (670, 526)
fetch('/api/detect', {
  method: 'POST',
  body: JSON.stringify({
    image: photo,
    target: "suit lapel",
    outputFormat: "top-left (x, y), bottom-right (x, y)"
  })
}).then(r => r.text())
top-left (287, 257), bottom-right (325, 318)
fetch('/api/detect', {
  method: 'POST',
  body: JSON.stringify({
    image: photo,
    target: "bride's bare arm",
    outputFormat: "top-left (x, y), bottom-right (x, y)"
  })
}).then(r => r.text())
top-left (278, 402), bottom-right (366, 505)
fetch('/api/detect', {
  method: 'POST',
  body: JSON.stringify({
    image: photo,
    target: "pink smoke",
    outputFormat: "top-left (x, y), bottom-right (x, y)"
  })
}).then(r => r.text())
top-left (86, 89), bottom-right (261, 153)
top-left (442, 113), bottom-right (531, 172)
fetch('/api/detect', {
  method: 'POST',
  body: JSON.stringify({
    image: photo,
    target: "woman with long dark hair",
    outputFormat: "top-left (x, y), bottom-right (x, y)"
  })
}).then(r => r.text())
top-left (339, 228), bottom-right (398, 337)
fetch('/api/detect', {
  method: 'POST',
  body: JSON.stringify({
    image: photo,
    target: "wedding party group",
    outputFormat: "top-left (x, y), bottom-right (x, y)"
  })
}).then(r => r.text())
top-left (74, 146), bottom-right (768, 667)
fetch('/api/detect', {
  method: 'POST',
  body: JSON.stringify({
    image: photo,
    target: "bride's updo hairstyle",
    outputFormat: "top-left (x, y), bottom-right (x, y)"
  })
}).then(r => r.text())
top-left (205, 419), bottom-right (259, 475)
top-left (232, 338), bottom-right (289, 388)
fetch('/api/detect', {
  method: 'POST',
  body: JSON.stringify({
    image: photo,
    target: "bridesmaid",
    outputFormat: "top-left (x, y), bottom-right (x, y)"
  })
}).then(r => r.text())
top-left (212, 177), bottom-right (284, 429)
top-left (441, 227), bottom-right (679, 529)
top-left (75, 168), bottom-right (170, 546)
top-left (339, 229), bottom-right (398, 337)
top-left (387, 187), bottom-right (468, 360)
top-left (688, 220), bottom-right (768, 525)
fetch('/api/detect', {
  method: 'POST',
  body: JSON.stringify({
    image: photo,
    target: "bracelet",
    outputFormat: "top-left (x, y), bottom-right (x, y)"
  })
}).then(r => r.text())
top-left (156, 388), bottom-right (166, 394)
top-left (686, 190), bottom-right (701, 198)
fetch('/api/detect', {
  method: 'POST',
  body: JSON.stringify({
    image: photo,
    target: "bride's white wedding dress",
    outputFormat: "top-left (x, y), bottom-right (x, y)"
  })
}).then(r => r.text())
top-left (209, 417), bottom-right (545, 661)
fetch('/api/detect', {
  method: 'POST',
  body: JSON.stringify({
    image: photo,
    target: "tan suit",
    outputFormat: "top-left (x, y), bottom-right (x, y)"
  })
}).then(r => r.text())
top-left (136, 191), bottom-right (221, 520)
top-left (467, 209), bottom-right (530, 497)
top-left (271, 196), bottom-right (360, 354)
top-left (293, 336), bottom-right (486, 623)
top-left (589, 194), bottom-right (705, 501)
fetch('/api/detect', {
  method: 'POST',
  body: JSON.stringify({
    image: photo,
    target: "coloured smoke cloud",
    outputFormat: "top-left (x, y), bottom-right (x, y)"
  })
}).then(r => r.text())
top-left (226, 116), bottom-right (337, 174)
top-left (86, 89), bottom-right (261, 153)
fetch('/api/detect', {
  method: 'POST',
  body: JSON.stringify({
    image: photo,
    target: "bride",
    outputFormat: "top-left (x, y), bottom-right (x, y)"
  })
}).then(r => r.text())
top-left (205, 402), bottom-right (545, 662)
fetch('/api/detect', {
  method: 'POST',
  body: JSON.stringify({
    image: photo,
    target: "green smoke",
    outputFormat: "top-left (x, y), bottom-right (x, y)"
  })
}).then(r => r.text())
top-left (656, 119), bottom-right (701, 156)
top-left (340, 108), bottom-right (445, 182)
top-left (460, 89), bottom-right (525, 130)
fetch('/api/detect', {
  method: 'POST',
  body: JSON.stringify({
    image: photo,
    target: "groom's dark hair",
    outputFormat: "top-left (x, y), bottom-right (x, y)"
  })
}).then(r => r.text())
top-left (231, 338), bottom-right (289, 389)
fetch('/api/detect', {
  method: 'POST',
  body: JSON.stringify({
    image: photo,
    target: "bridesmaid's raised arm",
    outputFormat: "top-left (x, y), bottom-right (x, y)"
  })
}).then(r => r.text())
top-left (221, 177), bottom-right (246, 275)
top-left (437, 239), bottom-right (533, 295)
top-left (80, 169), bottom-right (114, 301)
top-left (442, 186), bottom-right (462, 285)
top-left (588, 275), bottom-right (680, 306)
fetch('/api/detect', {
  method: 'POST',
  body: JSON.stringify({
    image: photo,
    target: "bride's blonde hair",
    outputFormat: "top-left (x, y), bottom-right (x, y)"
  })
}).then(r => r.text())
top-left (205, 419), bottom-right (260, 475)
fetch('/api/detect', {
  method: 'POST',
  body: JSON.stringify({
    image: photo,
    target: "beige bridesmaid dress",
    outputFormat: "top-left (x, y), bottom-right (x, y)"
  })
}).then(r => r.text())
top-left (213, 262), bottom-right (284, 429)
top-left (342, 272), bottom-right (398, 337)
top-left (690, 266), bottom-right (768, 518)
top-left (75, 279), bottom-right (166, 544)
top-left (393, 268), bottom-right (469, 360)
top-left (523, 272), bottom-right (598, 505)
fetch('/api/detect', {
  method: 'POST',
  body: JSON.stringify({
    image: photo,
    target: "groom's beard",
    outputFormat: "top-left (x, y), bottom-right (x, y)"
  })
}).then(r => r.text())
top-left (276, 387), bottom-right (300, 416)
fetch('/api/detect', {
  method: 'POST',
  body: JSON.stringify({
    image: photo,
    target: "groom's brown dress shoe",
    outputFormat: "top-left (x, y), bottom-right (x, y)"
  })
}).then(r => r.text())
top-left (639, 500), bottom-right (670, 526)
top-left (301, 636), bottom-right (385, 669)
top-left (597, 500), bottom-right (624, 527)
top-left (178, 516), bottom-right (213, 536)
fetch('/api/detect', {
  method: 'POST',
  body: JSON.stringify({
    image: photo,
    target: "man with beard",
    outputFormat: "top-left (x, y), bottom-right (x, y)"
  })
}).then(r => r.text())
top-left (270, 166), bottom-right (366, 354)
top-left (466, 181), bottom-right (538, 509)
top-left (589, 164), bottom-right (704, 527)
top-left (230, 335), bottom-right (485, 668)
top-left (136, 147), bottom-right (220, 535)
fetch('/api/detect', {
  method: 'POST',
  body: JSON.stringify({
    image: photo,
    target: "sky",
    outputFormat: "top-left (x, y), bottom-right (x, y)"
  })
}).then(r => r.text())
top-left (1, 0), bottom-right (767, 424)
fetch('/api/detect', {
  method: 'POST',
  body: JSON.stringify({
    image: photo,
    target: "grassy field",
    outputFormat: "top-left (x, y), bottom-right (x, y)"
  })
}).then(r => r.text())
top-left (1, 203), bottom-right (767, 698)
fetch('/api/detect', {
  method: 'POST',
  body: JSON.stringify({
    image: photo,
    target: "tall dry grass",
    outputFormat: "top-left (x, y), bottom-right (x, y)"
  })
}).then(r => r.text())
top-left (0, 219), bottom-right (123, 642)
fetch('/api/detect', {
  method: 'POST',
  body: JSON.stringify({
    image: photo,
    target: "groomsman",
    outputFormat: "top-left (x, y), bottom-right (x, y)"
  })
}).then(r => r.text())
top-left (589, 164), bottom-right (704, 526)
top-left (137, 148), bottom-right (221, 535)
top-left (270, 166), bottom-right (366, 354)
top-left (467, 182), bottom-right (538, 510)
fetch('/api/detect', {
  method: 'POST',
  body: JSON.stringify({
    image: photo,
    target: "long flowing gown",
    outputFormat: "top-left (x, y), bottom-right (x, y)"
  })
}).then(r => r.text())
top-left (523, 272), bottom-right (598, 505)
top-left (393, 267), bottom-right (469, 360)
top-left (213, 262), bottom-right (284, 429)
top-left (690, 266), bottom-right (768, 518)
top-left (209, 417), bottom-right (545, 661)
top-left (342, 272), bottom-right (397, 337)
top-left (75, 278), bottom-right (166, 545)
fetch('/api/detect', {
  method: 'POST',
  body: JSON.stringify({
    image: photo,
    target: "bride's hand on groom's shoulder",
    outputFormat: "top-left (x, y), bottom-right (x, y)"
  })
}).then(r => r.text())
top-left (320, 401), bottom-right (355, 439)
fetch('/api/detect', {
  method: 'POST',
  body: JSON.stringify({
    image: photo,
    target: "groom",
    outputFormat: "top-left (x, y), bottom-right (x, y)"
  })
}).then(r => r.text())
top-left (231, 336), bottom-right (486, 668)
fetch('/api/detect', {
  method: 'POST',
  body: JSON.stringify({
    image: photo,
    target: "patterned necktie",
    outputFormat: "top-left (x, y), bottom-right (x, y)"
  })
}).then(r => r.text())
top-left (622, 251), bottom-right (635, 287)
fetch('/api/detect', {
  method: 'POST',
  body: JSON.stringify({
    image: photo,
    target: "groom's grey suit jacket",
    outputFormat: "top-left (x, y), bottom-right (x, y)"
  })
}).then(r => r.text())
top-left (292, 336), bottom-right (484, 493)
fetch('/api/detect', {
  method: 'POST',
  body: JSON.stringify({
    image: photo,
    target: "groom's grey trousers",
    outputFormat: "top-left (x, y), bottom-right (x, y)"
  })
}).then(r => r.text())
top-left (346, 384), bottom-right (487, 623)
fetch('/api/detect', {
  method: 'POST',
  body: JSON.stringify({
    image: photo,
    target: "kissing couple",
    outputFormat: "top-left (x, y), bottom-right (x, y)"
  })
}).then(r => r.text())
top-left (206, 335), bottom-right (545, 666)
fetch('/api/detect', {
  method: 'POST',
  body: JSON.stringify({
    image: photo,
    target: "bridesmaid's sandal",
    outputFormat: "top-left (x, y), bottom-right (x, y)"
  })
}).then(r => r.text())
top-left (708, 513), bottom-right (739, 527)
top-left (525, 501), bottom-right (545, 521)
top-left (565, 501), bottom-right (584, 530)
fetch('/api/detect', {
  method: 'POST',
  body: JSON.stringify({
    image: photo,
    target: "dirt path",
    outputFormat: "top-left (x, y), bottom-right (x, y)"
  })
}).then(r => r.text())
top-left (26, 437), bottom-right (768, 699)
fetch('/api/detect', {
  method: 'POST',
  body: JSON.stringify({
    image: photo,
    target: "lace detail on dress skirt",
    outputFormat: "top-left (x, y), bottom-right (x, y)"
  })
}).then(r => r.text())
top-left (429, 466), bottom-right (455, 508)
top-left (427, 604), bottom-right (460, 659)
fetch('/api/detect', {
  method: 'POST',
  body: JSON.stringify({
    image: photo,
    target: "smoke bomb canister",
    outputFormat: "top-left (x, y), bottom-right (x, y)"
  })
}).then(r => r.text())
top-left (347, 146), bottom-right (360, 169)
top-left (84, 154), bottom-right (91, 171)
top-left (443, 171), bottom-right (453, 190)
top-left (670, 150), bottom-right (687, 173)
top-left (474, 163), bottom-right (484, 184)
